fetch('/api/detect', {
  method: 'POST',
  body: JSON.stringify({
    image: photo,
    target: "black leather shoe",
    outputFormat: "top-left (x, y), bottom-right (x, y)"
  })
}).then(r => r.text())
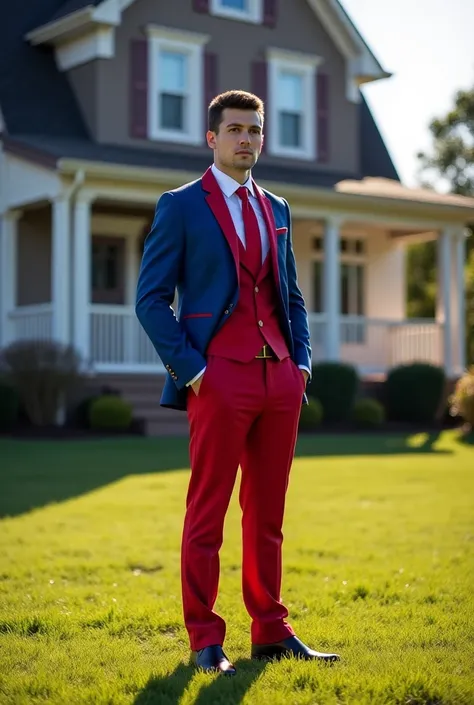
top-left (251, 635), bottom-right (340, 663)
top-left (192, 644), bottom-right (237, 676)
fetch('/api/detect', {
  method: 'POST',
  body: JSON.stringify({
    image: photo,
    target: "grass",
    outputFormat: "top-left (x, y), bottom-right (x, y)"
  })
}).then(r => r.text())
top-left (0, 429), bottom-right (473, 704)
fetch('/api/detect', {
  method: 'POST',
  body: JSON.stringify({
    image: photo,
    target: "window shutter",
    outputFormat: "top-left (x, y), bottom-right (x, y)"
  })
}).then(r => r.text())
top-left (316, 72), bottom-right (329, 162)
top-left (252, 60), bottom-right (268, 153)
top-left (263, 0), bottom-right (278, 27)
top-left (130, 39), bottom-right (148, 139)
top-left (193, 0), bottom-right (210, 12)
top-left (204, 51), bottom-right (218, 132)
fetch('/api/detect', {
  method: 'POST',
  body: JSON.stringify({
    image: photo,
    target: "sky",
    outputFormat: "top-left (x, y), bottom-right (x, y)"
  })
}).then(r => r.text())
top-left (339, 0), bottom-right (474, 188)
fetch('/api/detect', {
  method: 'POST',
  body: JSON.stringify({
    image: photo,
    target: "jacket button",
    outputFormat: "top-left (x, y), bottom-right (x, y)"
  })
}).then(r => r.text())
top-left (258, 320), bottom-right (264, 327)
top-left (224, 309), bottom-right (229, 315)
top-left (254, 286), bottom-right (259, 293)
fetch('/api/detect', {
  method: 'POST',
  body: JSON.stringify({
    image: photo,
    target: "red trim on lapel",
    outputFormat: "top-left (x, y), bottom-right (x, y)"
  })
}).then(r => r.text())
top-left (252, 179), bottom-right (281, 293)
top-left (202, 167), bottom-right (240, 280)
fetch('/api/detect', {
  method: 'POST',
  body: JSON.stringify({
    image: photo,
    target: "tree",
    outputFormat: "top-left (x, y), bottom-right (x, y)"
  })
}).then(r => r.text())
top-left (412, 83), bottom-right (474, 365)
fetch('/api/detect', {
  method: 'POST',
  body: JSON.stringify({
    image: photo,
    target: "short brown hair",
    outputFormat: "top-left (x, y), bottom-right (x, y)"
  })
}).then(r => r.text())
top-left (208, 90), bottom-right (264, 133)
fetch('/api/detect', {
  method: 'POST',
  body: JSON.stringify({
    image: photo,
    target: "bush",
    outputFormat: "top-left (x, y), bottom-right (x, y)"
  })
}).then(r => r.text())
top-left (0, 340), bottom-right (85, 426)
top-left (385, 362), bottom-right (446, 423)
top-left (68, 386), bottom-right (121, 429)
top-left (88, 395), bottom-right (133, 431)
top-left (0, 381), bottom-right (20, 429)
top-left (309, 362), bottom-right (359, 423)
top-left (449, 367), bottom-right (474, 429)
top-left (299, 396), bottom-right (323, 432)
top-left (352, 398), bottom-right (385, 429)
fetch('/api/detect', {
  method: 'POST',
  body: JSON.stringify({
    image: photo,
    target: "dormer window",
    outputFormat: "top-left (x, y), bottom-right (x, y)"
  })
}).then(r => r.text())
top-left (210, 0), bottom-right (263, 24)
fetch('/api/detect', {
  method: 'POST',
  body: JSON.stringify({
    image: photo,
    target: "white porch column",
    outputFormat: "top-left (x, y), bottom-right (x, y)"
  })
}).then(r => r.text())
top-left (51, 195), bottom-right (71, 344)
top-left (0, 210), bottom-right (21, 347)
top-left (323, 217), bottom-right (341, 360)
top-left (72, 194), bottom-right (92, 364)
top-left (437, 228), bottom-right (453, 377)
top-left (455, 230), bottom-right (467, 373)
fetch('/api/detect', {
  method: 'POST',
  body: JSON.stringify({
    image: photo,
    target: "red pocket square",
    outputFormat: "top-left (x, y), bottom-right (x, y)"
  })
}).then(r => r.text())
top-left (276, 227), bottom-right (288, 235)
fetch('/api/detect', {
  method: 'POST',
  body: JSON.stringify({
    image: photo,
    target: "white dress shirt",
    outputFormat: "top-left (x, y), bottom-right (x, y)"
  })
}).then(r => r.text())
top-left (185, 165), bottom-right (309, 386)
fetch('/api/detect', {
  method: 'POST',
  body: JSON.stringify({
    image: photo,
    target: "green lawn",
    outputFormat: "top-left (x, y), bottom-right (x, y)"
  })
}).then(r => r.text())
top-left (0, 430), bottom-right (473, 705)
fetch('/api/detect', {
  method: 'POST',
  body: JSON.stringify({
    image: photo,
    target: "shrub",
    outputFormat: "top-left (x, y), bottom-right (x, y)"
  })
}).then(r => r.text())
top-left (299, 397), bottom-right (323, 432)
top-left (385, 362), bottom-right (446, 424)
top-left (88, 395), bottom-right (133, 431)
top-left (68, 386), bottom-right (121, 429)
top-left (449, 367), bottom-right (474, 429)
top-left (0, 381), bottom-right (20, 429)
top-left (309, 362), bottom-right (359, 423)
top-left (352, 398), bottom-right (385, 429)
top-left (0, 340), bottom-right (85, 426)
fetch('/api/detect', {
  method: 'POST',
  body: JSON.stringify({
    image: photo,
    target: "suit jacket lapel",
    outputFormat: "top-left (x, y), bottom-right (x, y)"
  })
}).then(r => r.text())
top-left (202, 167), bottom-right (240, 282)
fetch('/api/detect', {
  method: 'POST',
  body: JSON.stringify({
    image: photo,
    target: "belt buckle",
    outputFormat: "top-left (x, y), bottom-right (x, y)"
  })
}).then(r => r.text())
top-left (257, 344), bottom-right (272, 359)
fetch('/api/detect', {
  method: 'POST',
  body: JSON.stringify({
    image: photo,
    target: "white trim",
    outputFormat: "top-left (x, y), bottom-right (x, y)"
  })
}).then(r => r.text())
top-left (56, 28), bottom-right (115, 70)
top-left (146, 26), bottom-right (210, 146)
top-left (210, 0), bottom-right (262, 24)
top-left (267, 48), bottom-right (321, 161)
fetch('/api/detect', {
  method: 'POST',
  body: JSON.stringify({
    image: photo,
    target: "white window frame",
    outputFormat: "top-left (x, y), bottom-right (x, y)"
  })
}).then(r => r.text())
top-left (210, 0), bottom-right (262, 24)
top-left (267, 48), bottom-right (323, 161)
top-left (146, 26), bottom-right (210, 145)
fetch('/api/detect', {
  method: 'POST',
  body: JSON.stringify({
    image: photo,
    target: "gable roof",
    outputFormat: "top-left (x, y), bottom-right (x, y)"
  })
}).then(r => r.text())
top-left (0, 0), bottom-right (89, 139)
top-left (0, 0), bottom-right (398, 188)
top-left (27, 0), bottom-right (388, 85)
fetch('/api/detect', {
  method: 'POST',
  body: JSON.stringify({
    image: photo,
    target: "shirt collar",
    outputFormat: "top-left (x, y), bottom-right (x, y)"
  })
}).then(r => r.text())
top-left (211, 164), bottom-right (255, 198)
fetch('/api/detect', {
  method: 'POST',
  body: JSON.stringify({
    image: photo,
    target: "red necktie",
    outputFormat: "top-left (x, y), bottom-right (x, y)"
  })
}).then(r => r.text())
top-left (236, 186), bottom-right (262, 277)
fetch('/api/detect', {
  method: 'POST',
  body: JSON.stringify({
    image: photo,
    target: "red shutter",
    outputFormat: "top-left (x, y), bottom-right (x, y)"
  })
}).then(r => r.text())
top-left (193, 0), bottom-right (209, 12)
top-left (252, 60), bottom-right (268, 153)
top-left (204, 51), bottom-right (218, 132)
top-left (316, 72), bottom-right (329, 162)
top-left (130, 39), bottom-right (148, 139)
top-left (263, 0), bottom-right (278, 27)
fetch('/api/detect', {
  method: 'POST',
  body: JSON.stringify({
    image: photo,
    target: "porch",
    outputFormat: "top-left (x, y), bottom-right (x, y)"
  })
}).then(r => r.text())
top-left (0, 166), bottom-right (469, 379)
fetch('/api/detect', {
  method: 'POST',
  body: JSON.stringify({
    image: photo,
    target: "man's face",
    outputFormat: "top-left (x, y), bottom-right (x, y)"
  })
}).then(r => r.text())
top-left (207, 108), bottom-right (264, 173)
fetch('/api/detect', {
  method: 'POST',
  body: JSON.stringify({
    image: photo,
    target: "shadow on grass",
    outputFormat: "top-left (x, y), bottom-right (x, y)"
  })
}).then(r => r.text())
top-left (134, 659), bottom-right (267, 705)
top-left (295, 429), bottom-right (448, 458)
top-left (0, 429), bottom-right (453, 519)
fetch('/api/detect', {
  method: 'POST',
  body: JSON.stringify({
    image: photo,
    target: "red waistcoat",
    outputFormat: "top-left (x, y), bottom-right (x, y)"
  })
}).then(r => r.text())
top-left (207, 237), bottom-right (290, 362)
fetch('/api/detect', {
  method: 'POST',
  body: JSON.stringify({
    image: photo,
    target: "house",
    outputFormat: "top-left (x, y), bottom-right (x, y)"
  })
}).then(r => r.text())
top-left (1, 0), bottom-right (473, 433)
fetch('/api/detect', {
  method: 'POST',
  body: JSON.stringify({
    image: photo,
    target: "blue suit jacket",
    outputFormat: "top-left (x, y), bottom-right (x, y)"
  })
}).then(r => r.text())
top-left (135, 166), bottom-right (312, 411)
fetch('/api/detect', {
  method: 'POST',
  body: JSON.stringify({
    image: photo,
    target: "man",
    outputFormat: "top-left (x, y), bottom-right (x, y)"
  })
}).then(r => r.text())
top-left (136, 90), bottom-right (340, 675)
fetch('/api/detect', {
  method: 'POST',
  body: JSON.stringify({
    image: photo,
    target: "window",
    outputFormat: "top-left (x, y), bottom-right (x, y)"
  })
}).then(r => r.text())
top-left (312, 236), bottom-right (366, 322)
top-left (91, 237), bottom-right (125, 305)
top-left (146, 26), bottom-right (210, 144)
top-left (210, 0), bottom-right (262, 23)
top-left (268, 48), bottom-right (322, 160)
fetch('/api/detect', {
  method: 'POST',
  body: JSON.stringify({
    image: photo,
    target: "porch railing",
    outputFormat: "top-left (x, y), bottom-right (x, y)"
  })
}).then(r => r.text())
top-left (8, 303), bottom-right (53, 342)
top-left (90, 304), bottom-right (163, 372)
top-left (5, 305), bottom-right (443, 375)
top-left (308, 314), bottom-right (443, 372)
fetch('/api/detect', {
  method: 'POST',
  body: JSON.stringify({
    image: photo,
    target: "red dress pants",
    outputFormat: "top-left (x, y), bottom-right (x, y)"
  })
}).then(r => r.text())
top-left (182, 354), bottom-right (305, 651)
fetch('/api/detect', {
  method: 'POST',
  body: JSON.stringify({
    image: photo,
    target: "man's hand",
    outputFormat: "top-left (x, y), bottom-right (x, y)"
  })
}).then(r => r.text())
top-left (191, 376), bottom-right (204, 396)
top-left (301, 369), bottom-right (309, 385)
